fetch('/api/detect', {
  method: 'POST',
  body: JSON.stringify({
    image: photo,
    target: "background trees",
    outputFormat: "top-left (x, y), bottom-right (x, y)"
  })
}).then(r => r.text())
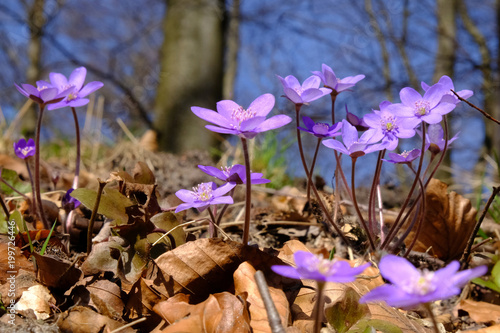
top-left (0, 0), bottom-right (497, 178)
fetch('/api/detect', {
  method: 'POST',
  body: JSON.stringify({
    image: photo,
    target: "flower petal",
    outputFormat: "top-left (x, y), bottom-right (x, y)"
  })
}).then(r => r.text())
top-left (216, 100), bottom-right (240, 119)
top-left (254, 114), bottom-right (292, 133)
top-left (192, 107), bottom-right (231, 128)
top-left (322, 139), bottom-right (348, 155)
top-left (69, 67), bottom-right (87, 90)
top-left (400, 87), bottom-right (422, 106)
top-left (49, 72), bottom-right (68, 89)
top-left (79, 81), bottom-right (104, 97)
top-left (271, 265), bottom-right (301, 280)
top-left (249, 93), bottom-right (275, 117)
top-left (302, 75), bottom-right (321, 89)
top-left (378, 255), bottom-right (420, 285)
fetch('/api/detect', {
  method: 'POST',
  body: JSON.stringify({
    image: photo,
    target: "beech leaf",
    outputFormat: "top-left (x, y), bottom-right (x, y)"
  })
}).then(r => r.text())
top-left (404, 178), bottom-right (477, 260)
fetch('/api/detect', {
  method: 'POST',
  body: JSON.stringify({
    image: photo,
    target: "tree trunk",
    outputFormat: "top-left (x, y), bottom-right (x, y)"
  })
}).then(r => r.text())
top-left (154, 0), bottom-right (224, 153)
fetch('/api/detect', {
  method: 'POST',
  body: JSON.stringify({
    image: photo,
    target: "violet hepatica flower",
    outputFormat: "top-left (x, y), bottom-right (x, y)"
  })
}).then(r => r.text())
top-left (15, 80), bottom-right (73, 107)
top-left (277, 75), bottom-right (331, 105)
top-left (298, 116), bottom-right (342, 138)
top-left (382, 149), bottom-right (422, 164)
top-left (191, 94), bottom-right (292, 139)
top-left (421, 75), bottom-right (473, 105)
top-left (360, 255), bottom-right (487, 308)
top-left (346, 107), bottom-right (369, 131)
top-left (47, 67), bottom-right (104, 110)
top-left (312, 64), bottom-right (365, 93)
top-left (417, 123), bottom-right (459, 155)
top-left (63, 188), bottom-right (81, 209)
top-left (363, 101), bottom-right (420, 151)
top-left (175, 182), bottom-right (235, 213)
top-left (272, 250), bottom-right (370, 283)
top-left (198, 164), bottom-right (270, 185)
top-left (389, 83), bottom-right (456, 125)
top-left (13, 138), bottom-right (36, 159)
top-left (323, 119), bottom-right (382, 158)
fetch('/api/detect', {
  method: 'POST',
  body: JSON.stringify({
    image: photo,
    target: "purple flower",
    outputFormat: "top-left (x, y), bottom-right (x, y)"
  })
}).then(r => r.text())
top-left (15, 80), bottom-right (73, 107)
top-left (322, 119), bottom-right (383, 158)
top-left (63, 188), bottom-right (81, 209)
top-left (175, 182), bottom-right (235, 213)
top-left (389, 83), bottom-right (456, 124)
top-left (417, 123), bottom-right (459, 155)
top-left (298, 116), bottom-right (342, 138)
top-left (312, 64), bottom-right (365, 93)
top-left (346, 107), bottom-right (369, 131)
top-left (421, 75), bottom-right (473, 105)
top-left (359, 255), bottom-right (487, 308)
top-left (382, 149), bottom-right (422, 164)
top-left (277, 75), bottom-right (331, 105)
top-left (13, 138), bottom-right (36, 159)
top-left (198, 164), bottom-right (270, 185)
top-left (271, 250), bottom-right (370, 283)
top-left (47, 67), bottom-right (104, 110)
top-left (363, 101), bottom-right (420, 151)
top-left (191, 94), bottom-right (292, 139)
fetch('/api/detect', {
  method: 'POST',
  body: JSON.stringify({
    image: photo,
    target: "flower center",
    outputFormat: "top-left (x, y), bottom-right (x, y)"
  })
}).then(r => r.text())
top-left (192, 183), bottom-right (213, 202)
top-left (221, 165), bottom-right (233, 178)
top-left (312, 123), bottom-right (330, 135)
top-left (414, 100), bottom-right (430, 116)
top-left (402, 270), bottom-right (436, 296)
top-left (67, 93), bottom-right (77, 101)
top-left (231, 106), bottom-right (256, 129)
top-left (37, 85), bottom-right (49, 91)
top-left (305, 255), bottom-right (336, 275)
top-left (21, 147), bottom-right (32, 156)
top-left (400, 150), bottom-right (410, 158)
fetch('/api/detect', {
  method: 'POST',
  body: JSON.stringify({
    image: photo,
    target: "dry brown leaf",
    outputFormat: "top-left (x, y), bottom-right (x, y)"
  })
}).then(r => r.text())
top-left (405, 178), bottom-right (477, 260)
top-left (458, 299), bottom-right (500, 324)
top-left (153, 292), bottom-right (251, 333)
top-left (56, 305), bottom-right (135, 333)
top-left (0, 243), bottom-right (34, 284)
top-left (234, 261), bottom-right (289, 333)
top-left (32, 252), bottom-right (82, 290)
top-left (14, 284), bottom-right (54, 320)
top-left (87, 279), bottom-right (124, 319)
top-left (153, 238), bottom-right (296, 302)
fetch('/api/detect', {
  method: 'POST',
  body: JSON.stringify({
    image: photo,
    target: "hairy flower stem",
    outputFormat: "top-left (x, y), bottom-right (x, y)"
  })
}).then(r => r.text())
top-left (207, 207), bottom-right (218, 238)
top-left (215, 188), bottom-right (235, 227)
top-left (313, 281), bottom-right (325, 333)
top-left (294, 104), bottom-right (311, 191)
top-left (306, 138), bottom-right (322, 201)
top-left (88, 179), bottom-right (107, 255)
top-left (34, 105), bottom-right (50, 229)
top-left (240, 137), bottom-right (252, 244)
top-left (381, 124), bottom-right (427, 250)
top-left (70, 107), bottom-right (81, 189)
top-left (330, 92), bottom-right (338, 124)
top-left (423, 303), bottom-right (441, 333)
top-left (393, 164), bottom-right (426, 255)
top-left (351, 157), bottom-right (376, 250)
top-left (24, 159), bottom-right (37, 217)
top-left (367, 150), bottom-right (385, 235)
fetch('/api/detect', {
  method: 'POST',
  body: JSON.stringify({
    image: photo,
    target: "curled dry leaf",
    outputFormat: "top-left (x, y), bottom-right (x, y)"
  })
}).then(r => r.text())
top-left (404, 178), bottom-right (477, 261)
top-left (87, 279), bottom-right (125, 319)
top-left (31, 252), bottom-right (82, 290)
top-left (153, 292), bottom-right (251, 333)
top-left (234, 261), bottom-right (289, 333)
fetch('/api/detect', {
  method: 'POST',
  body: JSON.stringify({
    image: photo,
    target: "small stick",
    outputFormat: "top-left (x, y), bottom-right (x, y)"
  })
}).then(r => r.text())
top-left (450, 89), bottom-right (500, 125)
top-left (254, 270), bottom-right (286, 333)
top-left (87, 179), bottom-right (107, 255)
top-left (461, 186), bottom-right (500, 268)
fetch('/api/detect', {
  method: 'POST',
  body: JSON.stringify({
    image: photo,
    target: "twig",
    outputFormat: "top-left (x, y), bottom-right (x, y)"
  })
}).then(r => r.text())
top-left (461, 186), bottom-right (500, 268)
top-left (108, 317), bottom-right (146, 333)
top-left (451, 89), bottom-right (500, 125)
top-left (87, 179), bottom-right (107, 255)
top-left (254, 270), bottom-right (286, 333)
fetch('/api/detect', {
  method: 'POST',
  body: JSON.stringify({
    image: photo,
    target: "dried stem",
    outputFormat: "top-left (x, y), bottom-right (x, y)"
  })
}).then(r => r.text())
top-left (254, 270), bottom-right (286, 333)
top-left (461, 186), bottom-right (500, 268)
top-left (87, 179), bottom-right (107, 254)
